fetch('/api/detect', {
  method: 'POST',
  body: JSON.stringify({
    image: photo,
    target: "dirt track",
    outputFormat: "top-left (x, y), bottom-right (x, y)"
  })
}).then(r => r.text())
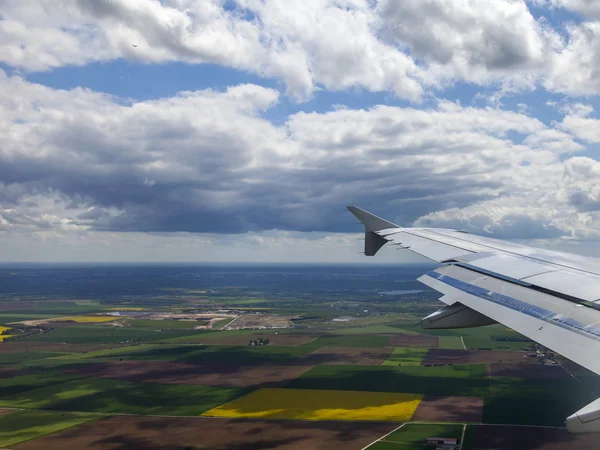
top-left (411, 395), bottom-right (484, 422)
top-left (65, 360), bottom-right (314, 388)
top-left (472, 425), bottom-right (600, 449)
top-left (387, 334), bottom-right (439, 348)
top-left (421, 349), bottom-right (529, 365)
top-left (299, 347), bottom-right (393, 365)
top-left (13, 416), bottom-right (397, 450)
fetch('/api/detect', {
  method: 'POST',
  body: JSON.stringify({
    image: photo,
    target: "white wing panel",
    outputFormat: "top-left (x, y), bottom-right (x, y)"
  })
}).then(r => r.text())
top-left (386, 232), bottom-right (475, 262)
top-left (418, 264), bottom-right (600, 375)
top-left (523, 271), bottom-right (600, 302)
top-left (461, 253), bottom-right (560, 281)
top-left (428, 228), bottom-right (600, 276)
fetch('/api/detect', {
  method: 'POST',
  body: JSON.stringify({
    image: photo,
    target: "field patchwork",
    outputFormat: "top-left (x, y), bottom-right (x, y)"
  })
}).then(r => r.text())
top-left (64, 360), bottom-right (314, 387)
top-left (12, 416), bottom-right (397, 450)
top-left (0, 376), bottom-right (248, 416)
top-left (0, 410), bottom-right (102, 448)
top-left (300, 347), bottom-right (393, 365)
top-left (202, 388), bottom-right (423, 421)
top-left (387, 334), bottom-right (438, 348)
top-left (382, 348), bottom-right (427, 366)
top-left (0, 325), bottom-right (14, 342)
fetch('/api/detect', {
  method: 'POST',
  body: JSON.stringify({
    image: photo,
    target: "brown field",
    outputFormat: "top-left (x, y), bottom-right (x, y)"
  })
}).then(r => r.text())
top-left (0, 367), bottom-right (33, 378)
top-left (411, 395), bottom-right (484, 422)
top-left (472, 425), bottom-right (600, 449)
top-left (200, 332), bottom-right (321, 346)
top-left (299, 347), bottom-right (393, 365)
top-left (65, 361), bottom-right (314, 388)
top-left (387, 334), bottom-right (439, 348)
top-left (13, 416), bottom-right (396, 450)
top-left (487, 362), bottom-right (569, 379)
top-left (0, 302), bottom-right (39, 311)
top-left (0, 341), bottom-right (121, 353)
top-left (0, 408), bottom-right (15, 415)
top-left (421, 349), bottom-right (529, 365)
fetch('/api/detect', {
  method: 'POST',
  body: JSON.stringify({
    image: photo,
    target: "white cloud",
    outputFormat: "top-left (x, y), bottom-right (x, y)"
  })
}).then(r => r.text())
top-left (4, 0), bottom-right (600, 99)
top-left (1, 72), bottom-right (598, 253)
top-left (552, 0), bottom-right (600, 19)
top-left (416, 156), bottom-right (600, 239)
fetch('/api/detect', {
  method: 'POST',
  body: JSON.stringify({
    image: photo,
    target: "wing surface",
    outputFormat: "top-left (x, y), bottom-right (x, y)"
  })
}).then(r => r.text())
top-left (348, 206), bottom-right (600, 432)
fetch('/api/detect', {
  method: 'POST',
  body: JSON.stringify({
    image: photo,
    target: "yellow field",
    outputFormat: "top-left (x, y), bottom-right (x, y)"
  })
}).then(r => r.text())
top-left (54, 316), bottom-right (118, 323)
top-left (202, 388), bottom-right (423, 422)
top-left (0, 326), bottom-right (14, 341)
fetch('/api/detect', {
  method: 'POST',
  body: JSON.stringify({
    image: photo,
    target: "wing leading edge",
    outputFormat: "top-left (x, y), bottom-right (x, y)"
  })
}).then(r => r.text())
top-left (348, 206), bottom-right (600, 433)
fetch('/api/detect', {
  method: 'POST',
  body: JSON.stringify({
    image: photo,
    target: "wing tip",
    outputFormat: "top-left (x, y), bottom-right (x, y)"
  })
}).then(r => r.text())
top-left (346, 205), bottom-right (400, 232)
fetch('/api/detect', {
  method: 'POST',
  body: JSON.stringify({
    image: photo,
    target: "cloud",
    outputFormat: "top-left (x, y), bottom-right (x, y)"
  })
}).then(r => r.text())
top-left (4, 0), bottom-right (600, 99)
top-left (415, 156), bottom-right (600, 239)
top-left (378, 0), bottom-right (554, 83)
top-left (552, 0), bottom-right (600, 19)
top-left (1, 72), bottom-right (598, 243)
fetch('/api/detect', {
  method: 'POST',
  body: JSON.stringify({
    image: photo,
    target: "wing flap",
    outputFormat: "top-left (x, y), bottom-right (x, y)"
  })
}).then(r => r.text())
top-left (419, 264), bottom-right (600, 375)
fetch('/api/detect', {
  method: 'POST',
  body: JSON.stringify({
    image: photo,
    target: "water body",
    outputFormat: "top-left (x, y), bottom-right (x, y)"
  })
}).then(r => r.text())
top-left (378, 290), bottom-right (424, 295)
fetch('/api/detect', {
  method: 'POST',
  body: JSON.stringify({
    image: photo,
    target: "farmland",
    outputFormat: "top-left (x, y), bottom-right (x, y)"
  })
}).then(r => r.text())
top-left (203, 388), bottom-right (423, 421)
top-left (0, 410), bottom-right (102, 448)
top-left (1, 263), bottom-right (599, 448)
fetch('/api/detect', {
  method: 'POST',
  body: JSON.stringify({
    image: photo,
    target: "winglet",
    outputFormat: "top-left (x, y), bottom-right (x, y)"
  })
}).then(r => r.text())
top-left (347, 206), bottom-right (400, 256)
top-left (347, 206), bottom-right (400, 232)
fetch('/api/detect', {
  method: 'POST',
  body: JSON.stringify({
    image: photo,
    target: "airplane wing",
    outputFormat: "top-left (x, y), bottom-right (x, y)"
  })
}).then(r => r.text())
top-left (348, 206), bottom-right (600, 433)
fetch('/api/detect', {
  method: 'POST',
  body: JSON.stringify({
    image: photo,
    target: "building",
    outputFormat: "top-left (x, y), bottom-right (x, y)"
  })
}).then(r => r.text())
top-left (425, 436), bottom-right (458, 448)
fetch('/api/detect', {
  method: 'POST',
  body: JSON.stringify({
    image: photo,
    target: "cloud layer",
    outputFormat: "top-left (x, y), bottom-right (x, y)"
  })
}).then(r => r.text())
top-left (2, 0), bottom-right (600, 261)
top-left (2, 0), bottom-right (600, 100)
top-left (1, 70), bottom-right (599, 242)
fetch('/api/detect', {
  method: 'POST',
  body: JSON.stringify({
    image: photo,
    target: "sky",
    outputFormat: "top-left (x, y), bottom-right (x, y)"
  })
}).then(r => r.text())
top-left (1, 0), bottom-right (600, 263)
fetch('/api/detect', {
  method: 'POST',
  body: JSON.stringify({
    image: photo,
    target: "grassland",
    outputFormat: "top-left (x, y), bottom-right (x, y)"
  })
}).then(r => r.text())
top-left (54, 343), bottom-right (315, 365)
top-left (203, 388), bottom-right (423, 421)
top-left (0, 372), bottom-right (84, 397)
top-left (123, 318), bottom-right (198, 329)
top-left (0, 351), bottom-right (68, 365)
top-left (0, 376), bottom-right (248, 415)
top-left (287, 364), bottom-right (489, 397)
top-left (369, 423), bottom-right (464, 449)
top-left (438, 336), bottom-right (465, 349)
top-left (17, 325), bottom-right (206, 343)
top-left (0, 410), bottom-right (103, 448)
top-left (304, 335), bottom-right (389, 347)
top-left (382, 348), bottom-right (427, 366)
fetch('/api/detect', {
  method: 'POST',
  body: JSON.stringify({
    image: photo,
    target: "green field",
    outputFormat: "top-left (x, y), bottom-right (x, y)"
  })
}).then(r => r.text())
top-left (484, 378), bottom-right (595, 426)
top-left (382, 348), bottom-right (427, 366)
top-left (0, 377), bottom-right (248, 415)
top-left (0, 351), bottom-right (67, 365)
top-left (0, 410), bottom-right (103, 447)
top-left (304, 335), bottom-right (389, 348)
top-left (17, 325), bottom-right (208, 343)
top-left (0, 313), bottom-right (58, 324)
top-left (0, 372), bottom-right (83, 397)
top-left (164, 328), bottom-right (258, 343)
top-left (369, 424), bottom-right (464, 449)
top-left (124, 318), bottom-right (199, 329)
top-left (287, 364), bottom-right (489, 397)
top-left (61, 343), bottom-right (314, 364)
top-left (438, 336), bottom-right (465, 349)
